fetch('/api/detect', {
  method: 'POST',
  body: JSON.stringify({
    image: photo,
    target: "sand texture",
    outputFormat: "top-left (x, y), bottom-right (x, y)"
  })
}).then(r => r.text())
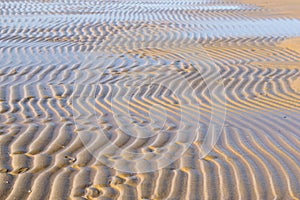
top-left (1, 0), bottom-right (300, 199)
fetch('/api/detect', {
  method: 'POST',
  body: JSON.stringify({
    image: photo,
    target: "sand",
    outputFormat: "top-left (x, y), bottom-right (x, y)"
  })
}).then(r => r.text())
top-left (233, 0), bottom-right (300, 18)
top-left (0, 0), bottom-right (300, 199)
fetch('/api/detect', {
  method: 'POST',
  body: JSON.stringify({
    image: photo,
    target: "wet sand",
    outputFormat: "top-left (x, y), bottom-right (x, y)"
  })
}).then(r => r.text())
top-left (0, 0), bottom-right (300, 199)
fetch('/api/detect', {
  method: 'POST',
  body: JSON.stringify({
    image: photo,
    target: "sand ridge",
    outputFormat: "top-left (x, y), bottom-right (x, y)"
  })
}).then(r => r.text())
top-left (0, 0), bottom-right (300, 199)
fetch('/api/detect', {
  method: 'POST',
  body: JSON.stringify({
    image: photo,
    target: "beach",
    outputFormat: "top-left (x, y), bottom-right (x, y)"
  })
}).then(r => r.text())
top-left (0, 0), bottom-right (300, 199)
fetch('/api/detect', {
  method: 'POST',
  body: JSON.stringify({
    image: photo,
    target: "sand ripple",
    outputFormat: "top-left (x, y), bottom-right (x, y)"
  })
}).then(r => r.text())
top-left (1, 0), bottom-right (300, 199)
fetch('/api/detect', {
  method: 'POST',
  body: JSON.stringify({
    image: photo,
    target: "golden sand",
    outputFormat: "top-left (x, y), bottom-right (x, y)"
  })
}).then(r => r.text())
top-left (235, 0), bottom-right (300, 18)
top-left (0, 0), bottom-right (300, 199)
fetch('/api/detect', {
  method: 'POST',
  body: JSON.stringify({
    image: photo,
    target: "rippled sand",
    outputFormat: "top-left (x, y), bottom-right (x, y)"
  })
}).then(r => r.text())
top-left (1, 0), bottom-right (300, 199)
